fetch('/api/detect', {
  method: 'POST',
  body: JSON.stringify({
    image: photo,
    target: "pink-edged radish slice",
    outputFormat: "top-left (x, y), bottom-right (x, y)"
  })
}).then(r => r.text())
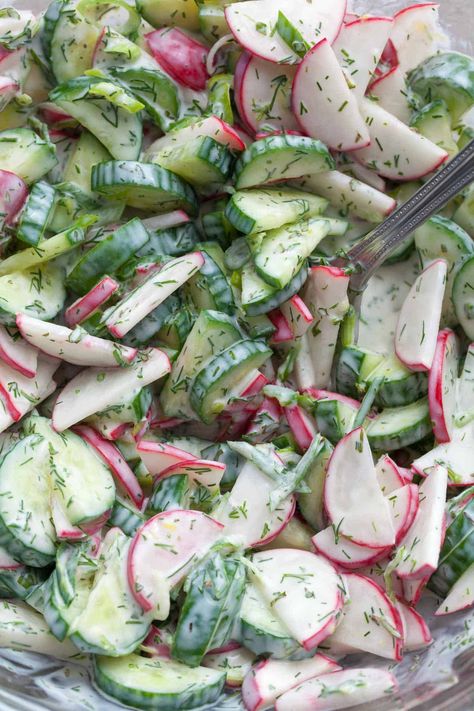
top-left (398, 466), bottom-right (414, 483)
top-left (428, 329), bottom-right (460, 443)
top-left (249, 548), bottom-right (343, 651)
top-left (344, 12), bottom-right (359, 24)
top-left (0, 325), bottom-right (38, 378)
top-left (275, 667), bottom-right (398, 711)
top-left (268, 310), bottom-right (293, 344)
top-left (64, 276), bottom-right (119, 328)
top-left (0, 546), bottom-right (21, 570)
top-left (242, 655), bottom-right (341, 711)
top-left (142, 210), bottom-right (190, 232)
top-left (104, 252), bottom-right (204, 339)
top-left (454, 343), bottom-right (474, 428)
top-left (16, 313), bottom-right (137, 368)
top-left (147, 115), bottom-right (245, 154)
top-left (140, 624), bottom-right (171, 658)
top-left (50, 493), bottom-right (87, 541)
top-left (79, 508), bottom-right (114, 536)
top-left (297, 170), bottom-right (396, 223)
top-left (304, 388), bottom-right (361, 409)
top-left (326, 573), bottom-right (404, 660)
top-left (396, 598), bottom-right (432, 649)
top-left (0, 169), bottom-right (28, 226)
top-left (435, 561), bottom-right (474, 615)
top-left (86, 415), bottom-right (131, 442)
top-left (136, 439), bottom-right (198, 475)
top-left (0, 75), bottom-right (19, 111)
top-left (279, 296), bottom-right (313, 340)
top-left (244, 397), bottom-right (282, 442)
top-left (312, 527), bottom-right (391, 570)
top-left (128, 509), bottom-right (224, 612)
top-left (358, 561), bottom-right (405, 599)
top-left (395, 464), bottom-right (447, 579)
top-left (0, 355), bottom-right (58, 422)
top-left (402, 576), bottom-right (429, 606)
top-left (391, 3), bottom-right (440, 75)
top-left (52, 348), bottom-right (170, 432)
top-left (225, 370), bottom-right (269, 414)
top-left (337, 155), bottom-right (387, 192)
top-left (395, 259), bottom-right (447, 372)
top-left (154, 459), bottom-right (225, 491)
top-left (369, 65), bottom-right (411, 124)
top-left (302, 265), bottom-right (350, 389)
top-left (386, 484), bottom-right (419, 546)
top-left (218, 461), bottom-right (295, 548)
top-left (204, 645), bottom-right (255, 689)
top-left (234, 53), bottom-right (298, 134)
top-left (292, 39), bottom-right (369, 152)
top-left (73, 424), bottom-right (144, 507)
top-left (333, 16), bottom-right (393, 99)
top-left (380, 39), bottom-right (399, 72)
top-left (284, 404), bottom-right (317, 452)
top-left (145, 28), bottom-right (208, 91)
top-left (225, 0), bottom-right (346, 65)
top-left (412, 440), bottom-right (474, 487)
top-left (38, 102), bottom-right (77, 128)
top-left (324, 427), bottom-right (396, 548)
top-left (354, 99), bottom-right (448, 180)
top-left (376, 454), bottom-right (405, 495)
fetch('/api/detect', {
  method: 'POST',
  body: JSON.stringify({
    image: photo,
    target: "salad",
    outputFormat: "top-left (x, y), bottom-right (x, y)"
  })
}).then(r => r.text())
top-left (0, 0), bottom-right (471, 709)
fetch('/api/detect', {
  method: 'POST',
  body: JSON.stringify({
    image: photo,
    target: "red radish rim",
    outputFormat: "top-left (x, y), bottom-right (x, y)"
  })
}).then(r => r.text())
top-left (393, 2), bottom-right (439, 19)
top-left (428, 328), bottom-right (457, 443)
top-left (251, 498), bottom-right (296, 548)
top-left (0, 345), bottom-right (36, 379)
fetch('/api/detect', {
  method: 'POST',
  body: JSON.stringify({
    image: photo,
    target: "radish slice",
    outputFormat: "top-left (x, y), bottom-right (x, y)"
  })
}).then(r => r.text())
top-left (17, 314), bottom-right (137, 368)
top-left (402, 576), bottom-right (429, 606)
top-left (268, 310), bottom-right (293, 344)
top-left (145, 28), bottom-right (209, 91)
top-left (312, 527), bottom-right (391, 570)
top-left (249, 548), bottom-right (343, 651)
top-left (391, 3), bottom-right (440, 75)
top-left (136, 439), bottom-right (198, 475)
top-left (332, 16), bottom-right (393, 99)
top-left (217, 461), bottom-right (295, 548)
top-left (395, 464), bottom-right (447, 579)
top-left (0, 325), bottom-right (38, 378)
top-left (428, 329), bottom-right (460, 443)
top-left (369, 65), bottom-right (411, 124)
top-left (0, 169), bottom-right (28, 226)
top-left (376, 454), bottom-right (405, 495)
top-left (304, 388), bottom-right (361, 410)
top-left (128, 510), bottom-right (224, 612)
top-left (142, 211), bottom-right (190, 232)
top-left (395, 259), bottom-right (447, 372)
top-left (435, 562), bottom-right (474, 615)
top-left (154, 459), bottom-right (225, 491)
top-left (292, 39), bottom-right (369, 152)
top-left (52, 348), bottom-right (170, 432)
top-left (73, 424), bottom-right (144, 507)
top-left (337, 155), bottom-right (387, 192)
top-left (358, 561), bottom-right (405, 599)
top-left (64, 276), bottom-right (119, 329)
top-left (0, 546), bottom-right (21, 570)
top-left (225, 370), bottom-right (268, 413)
top-left (325, 573), bottom-right (403, 660)
top-left (225, 0), bottom-right (346, 65)
top-left (234, 53), bottom-right (298, 134)
top-left (275, 667), bottom-right (398, 711)
top-left (50, 493), bottom-right (87, 541)
top-left (244, 397), bottom-right (282, 442)
top-left (412, 439), bottom-right (474, 487)
top-left (242, 655), bottom-right (341, 711)
top-left (387, 484), bottom-right (419, 546)
top-left (147, 115), bottom-right (245, 153)
top-left (204, 646), bottom-right (255, 688)
top-left (0, 76), bottom-right (19, 111)
top-left (280, 295), bottom-right (313, 339)
top-left (354, 99), bottom-right (448, 180)
top-left (0, 355), bottom-right (58, 423)
top-left (396, 598), bottom-right (432, 649)
top-left (284, 404), bottom-right (317, 451)
top-left (324, 427), bottom-right (396, 548)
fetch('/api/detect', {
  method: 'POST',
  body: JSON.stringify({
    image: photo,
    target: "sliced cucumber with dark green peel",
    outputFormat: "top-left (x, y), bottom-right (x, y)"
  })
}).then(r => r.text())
top-left (147, 474), bottom-right (193, 515)
top-left (224, 236), bottom-right (251, 271)
top-left (408, 51), bottom-right (474, 122)
top-left (172, 554), bottom-right (246, 667)
top-left (241, 261), bottom-right (308, 316)
top-left (0, 263), bottom-right (66, 325)
top-left (202, 441), bottom-right (244, 489)
top-left (190, 339), bottom-right (272, 423)
top-left (93, 653), bottom-right (225, 711)
top-left (109, 67), bottom-right (179, 131)
top-left (410, 100), bottom-right (458, 157)
top-left (47, 182), bottom-right (124, 234)
top-left (186, 243), bottom-right (235, 314)
top-left (138, 223), bottom-right (200, 259)
top-left (248, 217), bottom-right (330, 289)
top-left (62, 130), bottom-right (112, 194)
top-left (453, 254), bottom-right (474, 338)
top-left (156, 307), bottom-right (196, 350)
top-left (125, 295), bottom-right (181, 347)
top-left (66, 217), bottom-right (150, 294)
top-left (198, 0), bottom-right (228, 42)
top-left (298, 438), bottom-right (333, 532)
top-left (91, 160), bottom-right (199, 214)
top-left (335, 346), bottom-right (383, 400)
top-left (44, 557), bottom-right (96, 641)
top-left (454, 183), bottom-right (474, 238)
top-left (362, 354), bottom-right (428, 408)
top-left (150, 136), bottom-right (234, 187)
top-left (366, 397), bottom-right (432, 452)
top-left (0, 564), bottom-right (48, 600)
top-left (0, 128), bottom-right (57, 184)
top-left (16, 181), bottom-right (56, 246)
top-left (109, 498), bottom-right (146, 537)
top-left (308, 398), bottom-right (357, 445)
top-left (225, 188), bottom-right (328, 235)
top-left (160, 309), bottom-right (242, 420)
top-left (458, 125), bottom-right (474, 151)
top-left (201, 209), bottom-right (237, 250)
top-left (207, 73), bottom-right (234, 125)
top-left (242, 313), bottom-right (276, 339)
top-left (234, 134), bottom-right (334, 189)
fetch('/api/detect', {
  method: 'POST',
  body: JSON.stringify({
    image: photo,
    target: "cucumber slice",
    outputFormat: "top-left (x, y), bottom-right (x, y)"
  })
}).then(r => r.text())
top-left (366, 397), bottom-right (432, 451)
top-left (186, 244), bottom-right (235, 314)
top-left (66, 218), bottom-right (150, 294)
top-left (234, 134), bottom-right (334, 189)
top-left (92, 160), bottom-right (198, 214)
top-left (160, 309), bottom-right (242, 420)
top-left (452, 255), bottom-right (474, 339)
top-left (138, 223), bottom-right (200, 259)
top-left (297, 437), bottom-right (333, 531)
top-left (0, 563), bottom-right (47, 600)
top-left (93, 653), bottom-right (225, 711)
top-left (150, 136), bottom-right (233, 187)
top-left (363, 354), bottom-right (428, 408)
top-left (241, 261), bottom-right (308, 316)
top-left (248, 218), bottom-right (330, 289)
top-left (190, 339), bottom-right (272, 423)
top-left (62, 130), bottom-right (112, 194)
top-left (156, 307), bottom-right (195, 350)
top-left (335, 346), bottom-right (383, 399)
top-left (110, 67), bottom-right (179, 132)
top-left (454, 184), bottom-right (474, 238)
top-left (225, 188), bottom-right (328, 235)
top-left (310, 398), bottom-right (357, 445)
top-left (136, 0), bottom-right (200, 31)
top-left (125, 295), bottom-right (181, 348)
top-left (109, 498), bottom-right (146, 537)
top-left (16, 181), bottom-right (56, 246)
top-left (48, 182), bottom-right (124, 234)
top-left (0, 128), bottom-right (57, 183)
top-left (408, 51), bottom-right (474, 122)
top-left (147, 474), bottom-right (193, 515)
top-left (0, 263), bottom-right (66, 326)
top-left (198, 0), bottom-right (229, 42)
top-left (410, 100), bottom-right (458, 157)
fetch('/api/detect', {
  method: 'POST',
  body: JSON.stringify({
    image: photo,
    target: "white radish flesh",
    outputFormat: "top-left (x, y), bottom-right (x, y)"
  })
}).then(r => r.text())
top-left (156, 459), bottom-right (225, 491)
top-left (0, 355), bottom-right (58, 422)
top-left (280, 296), bottom-right (313, 339)
top-left (0, 325), bottom-right (38, 378)
top-left (64, 276), bottom-right (119, 328)
top-left (146, 115), bottom-right (245, 154)
top-left (312, 527), bottom-right (391, 570)
top-left (435, 562), bottom-right (474, 615)
top-left (369, 66), bottom-right (411, 124)
top-left (386, 484), bottom-right (419, 546)
top-left (396, 598), bottom-right (432, 649)
top-left (428, 329), bottom-right (460, 443)
top-left (412, 439), bottom-right (474, 487)
top-left (137, 439), bottom-right (198, 475)
top-left (391, 3), bottom-right (440, 75)
top-left (376, 454), bottom-right (405, 495)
